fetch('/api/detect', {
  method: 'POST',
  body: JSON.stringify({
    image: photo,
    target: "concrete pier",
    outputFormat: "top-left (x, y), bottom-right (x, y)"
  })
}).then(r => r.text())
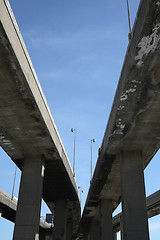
top-left (53, 200), bottom-right (67, 240)
top-left (13, 156), bottom-right (45, 240)
top-left (90, 219), bottom-right (100, 240)
top-left (66, 221), bottom-right (72, 240)
top-left (100, 199), bottom-right (113, 240)
top-left (120, 215), bottom-right (124, 240)
top-left (120, 151), bottom-right (149, 240)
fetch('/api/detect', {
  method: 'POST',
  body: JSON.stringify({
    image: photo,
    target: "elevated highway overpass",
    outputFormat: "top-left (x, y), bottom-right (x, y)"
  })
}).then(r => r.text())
top-left (81, 0), bottom-right (160, 239)
top-left (0, 0), bottom-right (80, 239)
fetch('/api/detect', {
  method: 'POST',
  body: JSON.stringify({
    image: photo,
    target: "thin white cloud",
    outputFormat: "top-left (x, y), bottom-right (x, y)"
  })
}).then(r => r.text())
top-left (24, 26), bottom-right (126, 49)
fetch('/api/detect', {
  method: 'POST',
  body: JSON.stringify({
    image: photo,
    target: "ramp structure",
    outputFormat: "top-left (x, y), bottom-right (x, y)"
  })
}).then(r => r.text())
top-left (0, 1), bottom-right (80, 239)
top-left (81, 0), bottom-right (160, 239)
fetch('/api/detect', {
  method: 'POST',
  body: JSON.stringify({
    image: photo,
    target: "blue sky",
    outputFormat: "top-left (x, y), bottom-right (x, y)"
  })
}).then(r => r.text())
top-left (0, 0), bottom-right (160, 239)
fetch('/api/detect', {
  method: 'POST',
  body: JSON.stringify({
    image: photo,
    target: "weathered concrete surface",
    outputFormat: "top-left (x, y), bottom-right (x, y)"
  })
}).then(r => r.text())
top-left (0, 0), bottom-right (80, 237)
top-left (113, 190), bottom-right (160, 233)
top-left (81, 0), bottom-right (160, 231)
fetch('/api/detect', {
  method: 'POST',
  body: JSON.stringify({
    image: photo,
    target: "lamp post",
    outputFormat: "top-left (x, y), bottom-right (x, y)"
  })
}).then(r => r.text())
top-left (126, 0), bottom-right (132, 40)
top-left (71, 128), bottom-right (76, 176)
top-left (90, 138), bottom-right (96, 182)
top-left (78, 186), bottom-right (83, 207)
top-left (12, 166), bottom-right (17, 200)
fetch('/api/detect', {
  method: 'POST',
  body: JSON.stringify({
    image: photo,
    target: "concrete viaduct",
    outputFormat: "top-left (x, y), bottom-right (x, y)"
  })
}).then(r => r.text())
top-left (1, 0), bottom-right (160, 239)
top-left (80, 0), bottom-right (160, 239)
top-left (0, 0), bottom-right (80, 239)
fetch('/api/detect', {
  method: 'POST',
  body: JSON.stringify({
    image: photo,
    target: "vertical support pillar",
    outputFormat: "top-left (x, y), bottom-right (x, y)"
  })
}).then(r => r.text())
top-left (120, 215), bottom-right (124, 240)
top-left (100, 199), bottom-right (113, 240)
top-left (120, 151), bottom-right (149, 240)
top-left (66, 220), bottom-right (72, 240)
top-left (90, 219), bottom-right (100, 240)
top-left (83, 232), bottom-right (89, 240)
top-left (53, 200), bottom-right (67, 240)
top-left (39, 228), bottom-right (45, 240)
top-left (82, 222), bottom-right (90, 240)
top-left (13, 156), bottom-right (45, 240)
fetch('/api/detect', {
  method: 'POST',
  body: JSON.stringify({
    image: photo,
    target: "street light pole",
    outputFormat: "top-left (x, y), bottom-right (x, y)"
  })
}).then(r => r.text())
top-left (78, 186), bottom-right (83, 207)
top-left (90, 138), bottom-right (96, 182)
top-left (12, 166), bottom-right (17, 200)
top-left (71, 128), bottom-right (76, 176)
top-left (126, 0), bottom-right (132, 40)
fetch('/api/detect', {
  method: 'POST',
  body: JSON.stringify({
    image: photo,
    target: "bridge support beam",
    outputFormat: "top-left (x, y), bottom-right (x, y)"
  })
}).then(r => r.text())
top-left (100, 199), bottom-right (113, 240)
top-left (13, 156), bottom-right (45, 240)
top-left (53, 200), bottom-right (67, 240)
top-left (120, 151), bottom-right (149, 240)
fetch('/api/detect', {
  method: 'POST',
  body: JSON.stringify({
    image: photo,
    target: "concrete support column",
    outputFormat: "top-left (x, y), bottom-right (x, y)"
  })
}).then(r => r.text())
top-left (82, 223), bottom-right (90, 240)
top-left (90, 219), bottom-right (100, 240)
top-left (13, 156), bottom-right (45, 240)
top-left (39, 229), bottom-right (45, 240)
top-left (120, 151), bottom-right (149, 240)
top-left (66, 220), bottom-right (72, 240)
top-left (53, 200), bottom-right (67, 240)
top-left (83, 232), bottom-right (89, 240)
top-left (120, 215), bottom-right (124, 240)
top-left (100, 199), bottom-right (114, 240)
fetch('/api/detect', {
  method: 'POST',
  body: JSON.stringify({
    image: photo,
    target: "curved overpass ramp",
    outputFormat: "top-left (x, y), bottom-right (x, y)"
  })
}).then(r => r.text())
top-left (0, 1), bottom-right (80, 239)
